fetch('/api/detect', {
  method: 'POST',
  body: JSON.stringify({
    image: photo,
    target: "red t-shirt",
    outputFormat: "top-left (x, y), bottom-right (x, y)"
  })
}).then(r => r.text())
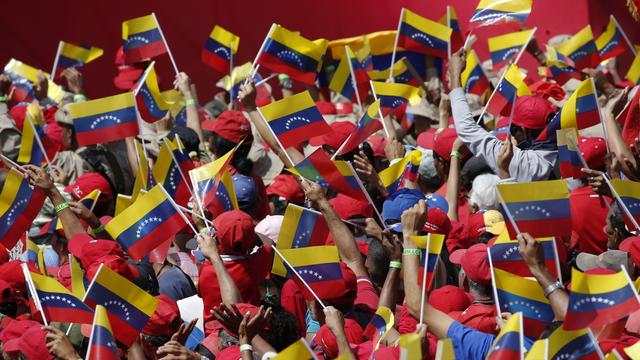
top-left (569, 186), bottom-right (610, 254)
top-left (199, 246), bottom-right (273, 329)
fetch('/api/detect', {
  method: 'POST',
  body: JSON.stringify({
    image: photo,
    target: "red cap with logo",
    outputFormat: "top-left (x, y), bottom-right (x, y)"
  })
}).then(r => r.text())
top-left (512, 95), bottom-right (556, 130)
top-left (335, 102), bottom-right (353, 115)
top-left (433, 128), bottom-right (458, 160)
top-left (64, 172), bottom-right (111, 202)
top-left (367, 135), bottom-right (387, 157)
top-left (202, 110), bottom-right (252, 143)
top-left (213, 210), bottom-right (255, 255)
top-left (578, 136), bottom-right (607, 170)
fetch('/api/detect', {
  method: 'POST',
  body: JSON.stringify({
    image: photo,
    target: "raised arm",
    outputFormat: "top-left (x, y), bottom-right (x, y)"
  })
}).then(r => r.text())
top-left (197, 232), bottom-right (242, 306)
top-left (377, 232), bottom-right (402, 310)
top-left (324, 306), bottom-right (357, 360)
top-left (238, 81), bottom-right (304, 168)
top-left (446, 138), bottom-right (463, 221)
top-left (301, 180), bottom-right (368, 277)
top-left (174, 73), bottom-right (205, 144)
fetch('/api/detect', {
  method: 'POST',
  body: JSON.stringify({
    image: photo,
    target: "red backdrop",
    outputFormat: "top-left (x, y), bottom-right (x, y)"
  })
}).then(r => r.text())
top-left (1, 0), bottom-right (638, 101)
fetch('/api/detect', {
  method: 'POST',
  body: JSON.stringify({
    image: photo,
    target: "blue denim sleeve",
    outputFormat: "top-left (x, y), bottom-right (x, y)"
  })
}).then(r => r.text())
top-left (447, 321), bottom-right (496, 360)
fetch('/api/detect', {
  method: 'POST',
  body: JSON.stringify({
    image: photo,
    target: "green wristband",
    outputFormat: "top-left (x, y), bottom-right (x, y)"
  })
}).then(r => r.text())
top-left (73, 94), bottom-right (87, 102)
top-left (199, 227), bottom-right (209, 234)
top-left (389, 261), bottom-right (402, 269)
top-left (91, 224), bottom-right (105, 233)
top-left (186, 98), bottom-right (197, 106)
top-left (54, 202), bottom-right (70, 214)
top-left (402, 248), bottom-right (421, 256)
top-left (450, 150), bottom-right (462, 159)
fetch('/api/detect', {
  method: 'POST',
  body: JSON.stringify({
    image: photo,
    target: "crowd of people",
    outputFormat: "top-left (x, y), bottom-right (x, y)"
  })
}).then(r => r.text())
top-left (1, 3), bottom-right (640, 360)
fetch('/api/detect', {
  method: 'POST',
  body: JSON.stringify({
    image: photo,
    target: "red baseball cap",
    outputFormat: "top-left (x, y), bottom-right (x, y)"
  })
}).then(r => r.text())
top-left (329, 193), bottom-right (373, 220)
top-left (416, 128), bottom-right (437, 150)
top-left (424, 207), bottom-right (452, 235)
top-left (315, 100), bottom-right (337, 115)
top-left (367, 135), bottom-right (387, 157)
top-left (578, 136), bottom-right (607, 170)
top-left (335, 102), bottom-right (353, 115)
top-left (512, 95), bottom-right (555, 130)
top-left (620, 236), bottom-right (640, 268)
top-left (315, 318), bottom-right (364, 358)
top-left (4, 325), bottom-right (52, 360)
top-left (429, 285), bottom-right (472, 314)
top-left (460, 244), bottom-right (492, 286)
top-left (64, 172), bottom-right (111, 203)
top-left (309, 121), bottom-right (355, 149)
top-left (142, 294), bottom-right (181, 336)
top-left (0, 320), bottom-right (40, 345)
top-left (466, 210), bottom-right (506, 243)
top-left (266, 174), bottom-right (304, 204)
top-left (113, 47), bottom-right (145, 91)
top-left (0, 261), bottom-right (27, 293)
top-left (432, 128), bottom-right (458, 160)
top-left (202, 110), bottom-right (252, 144)
top-left (213, 210), bottom-right (255, 255)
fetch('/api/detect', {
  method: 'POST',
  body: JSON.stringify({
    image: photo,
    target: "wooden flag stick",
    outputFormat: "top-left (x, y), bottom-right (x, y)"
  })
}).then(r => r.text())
top-left (419, 233), bottom-right (431, 325)
top-left (496, 187), bottom-right (523, 236)
top-left (255, 107), bottom-right (296, 167)
top-left (152, 12), bottom-right (179, 75)
top-left (21, 264), bottom-right (48, 326)
top-left (345, 46), bottom-right (363, 110)
top-left (158, 184), bottom-right (199, 235)
top-left (512, 27), bottom-right (537, 67)
top-left (389, 8), bottom-right (404, 82)
top-left (346, 162), bottom-right (385, 225)
top-left (50, 41), bottom-right (63, 80)
top-left (486, 249), bottom-right (503, 321)
top-left (590, 78), bottom-right (610, 154)
top-left (188, 171), bottom-right (211, 231)
top-left (244, 23), bottom-right (277, 87)
top-left (255, 73), bottom-right (277, 87)
top-left (1, 154), bottom-right (26, 173)
top-left (133, 61), bottom-right (155, 96)
top-left (27, 114), bottom-right (52, 168)
top-left (272, 246), bottom-right (326, 309)
top-left (369, 81), bottom-right (392, 139)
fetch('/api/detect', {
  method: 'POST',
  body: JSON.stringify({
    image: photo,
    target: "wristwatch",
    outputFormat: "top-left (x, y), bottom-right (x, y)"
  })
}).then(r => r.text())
top-left (543, 281), bottom-right (564, 298)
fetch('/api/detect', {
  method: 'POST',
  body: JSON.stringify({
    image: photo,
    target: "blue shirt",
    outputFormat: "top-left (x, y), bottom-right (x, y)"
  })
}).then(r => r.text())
top-left (158, 267), bottom-right (197, 301)
top-left (447, 321), bottom-right (534, 360)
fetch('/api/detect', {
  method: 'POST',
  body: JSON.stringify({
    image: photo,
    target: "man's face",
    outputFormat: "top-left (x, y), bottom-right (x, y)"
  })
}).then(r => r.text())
top-left (61, 125), bottom-right (74, 150)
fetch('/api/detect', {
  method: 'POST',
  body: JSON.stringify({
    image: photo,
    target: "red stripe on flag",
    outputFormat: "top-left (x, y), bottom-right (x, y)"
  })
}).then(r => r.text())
top-left (76, 122), bottom-right (139, 147)
top-left (258, 52), bottom-right (317, 85)
top-left (127, 212), bottom-right (186, 260)
top-left (123, 42), bottom-right (167, 65)
top-left (397, 35), bottom-right (449, 58)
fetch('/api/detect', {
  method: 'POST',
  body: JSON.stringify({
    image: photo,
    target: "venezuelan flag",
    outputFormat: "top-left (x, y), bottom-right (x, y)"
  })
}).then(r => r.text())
top-left (106, 185), bottom-right (186, 261)
top-left (135, 62), bottom-right (171, 123)
top-left (206, 169), bottom-right (239, 216)
top-left (497, 180), bottom-right (571, 238)
top-left (469, 0), bottom-right (532, 30)
top-left (565, 268), bottom-right (640, 330)
top-left (272, 245), bottom-right (347, 301)
top-left (132, 139), bottom-right (154, 201)
top-left (54, 41), bottom-right (103, 77)
top-left (87, 305), bottom-right (119, 360)
top-left (490, 231), bottom-right (559, 279)
top-left (329, 46), bottom-right (359, 100)
top-left (26, 269), bottom-right (94, 324)
top-left (378, 149), bottom-right (421, 195)
top-left (486, 64), bottom-right (531, 117)
top-left (488, 29), bottom-right (535, 69)
top-left (258, 91), bottom-right (332, 149)
top-left (202, 25), bottom-right (239, 74)
top-left (70, 255), bottom-right (86, 299)
top-left (3, 59), bottom-right (66, 104)
top-left (47, 189), bottom-right (101, 234)
top-left (439, 6), bottom-right (464, 52)
top-left (328, 35), bottom-right (366, 61)
top-left (337, 100), bottom-right (383, 156)
top-left (26, 239), bottom-right (39, 266)
top-left (558, 26), bottom-right (600, 69)
top-left (370, 81), bottom-right (421, 110)
top-left (461, 50), bottom-right (490, 96)
top-left (542, 327), bottom-right (600, 359)
top-left (411, 234), bottom-right (445, 290)
top-left (217, 62), bottom-right (257, 99)
top-left (596, 17), bottom-right (627, 61)
top-left (537, 78), bottom-right (599, 142)
top-left (435, 338), bottom-right (454, 360)
top-left (493, 268), bottom-right (554, 338)
top-left (0, 169), bottom-right (46, 249)
top-left (272, 338), bottom-right (315, 360)
top-left (257, 24), bottom-right (327, 85)
top-left (367, 59), bottom-right (414, 84)
top-left (84, 264), bottom-right (160, 346)
top-left (189, 145), bottom-right (237, 208)
top-left (611, 179), bottom-right (640, 229)
top-left (122, 14), bottom-right (167, 64)
top-left (487, 312), bottom-right (524, 360)
top-left (153, 138), bottom-right (194, 207)
top-left (363, 306), bottom-right (394, 349)
top-left (367, 31), bottom-right (427, 75)
top-left (115, 194), bottom-right (133, 216)
top-left (556, 128), bottom-right (585, 179)
top-left (627, 52), bottom-right (640, 86)
top-left (17, 115), bottom-right (45, 165)
top-left (69, 92), bottom-right (138, 147)
top-left (277, 204), bottom-right (329, 250)
top-left (544, 45), bottom-right (584, 85)
top-left (290, 148), bottom-right (367, 201)
top-left (398, 8), bottom-right (452, 59)
top-left (162, 89), bottom-right (188, 127)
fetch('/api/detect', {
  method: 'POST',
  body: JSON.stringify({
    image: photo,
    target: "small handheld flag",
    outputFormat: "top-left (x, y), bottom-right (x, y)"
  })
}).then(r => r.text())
top-left (486, 64), bottom-right (530, 117)
top-left (84, 264), bottom-right (160, 346)
top-left (122, 14), bottom-right (167, 64)
top-left (461, 50), bottom-right (490, 96)
top-left (105, 185), bottom-right (187, 260)
top-left (596, 16), bottom-right (628, 61)
top-left (487, 312), bottom-right (524, 360)
top-left (488, 29), bottom-right (535, 69)
top-left (189, 145), bottom-right (237, 209)
top-left (399, 333), bottom-right (422, 360)
top-left (277, 204), bottom-right (329, 250)
top-left (336, 100), bottom-right (383, 156)
top-left (134, 62), bottom-right (171, 123)
top-left (70, 254), bottom-right (86, 299)
top-left (52, 41), bottom-right (103, 79)
top-left (87, 305), bottom-right (119, 360)
top-left (439, 5), bottom-right (464, 53)
top-left (363, 306), bottom-right (394, 350)
top-left (490, 231), bottom-right (560, 279)
top-left (132, 139), bottom-right (154, 200)
top-left (610, 179), bottom-right (640, 229)
top-left (411, 233), bottom-right (445, 290)
top-left (272, 338), bottom-right (315, 360)
top-left (558, 25), bottom-right (600, 69)
top-left (378, 150), bottom-right (421, 195)
top-left (367, 59), bottom-right (414, 84)
top-left (542, 326), bottom-right (601, 359)
top-left (397, 8), bottom-right (452, 59)
top-left (496, 179), bottom-right (572, 238)
top-left (564, 267), bottom-right (640, 330)
top-left (0, 169), bottom-right (46, 249)
top-left (370, 81), bottom-right (421, 110)
top-left (557, 128), bottom-right (586, 179)
top-left (329, 46), bottom-right (366, 102)
top-left (152, 138), bottom-right (194, 207)
top-left (544, 45), bottom-right (584, 85)
top-left (469, 0), bottom-right (532, 30)
top-left (627, 52), bottom-right (640, 86)
top-left (257, 24), bottom-right (328, 85)
top-left (202, 25), bottom-right (239, 74)
top-left (258, 91), bottom-right (332, 149)
top-left (69, 92), bottom-right (139, 147)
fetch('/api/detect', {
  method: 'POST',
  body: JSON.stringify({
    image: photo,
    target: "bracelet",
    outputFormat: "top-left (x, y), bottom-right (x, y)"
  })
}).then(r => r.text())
top-left (402, 249), bottom-right (421, 256)
top-left (450, 150), bottom-right (462, 159)
top-left (199, 227), bottom-right (208, 234)
top-left (54, 202), bottom-right (70, 213)
top-left (186, 98), bottom-right (197, 106)
top-left (0, 95), bottom-right (7, 102)
top-left (543, 281), bottom-right (564, 298)
top-left (91, 224), bottom-right (105, 233)
top-left (239, 344), bottom-right (253, 352)
top-left (389, 261), bottom-right (402, 269)
top-left (73, 94), bottom-right (87, 102)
